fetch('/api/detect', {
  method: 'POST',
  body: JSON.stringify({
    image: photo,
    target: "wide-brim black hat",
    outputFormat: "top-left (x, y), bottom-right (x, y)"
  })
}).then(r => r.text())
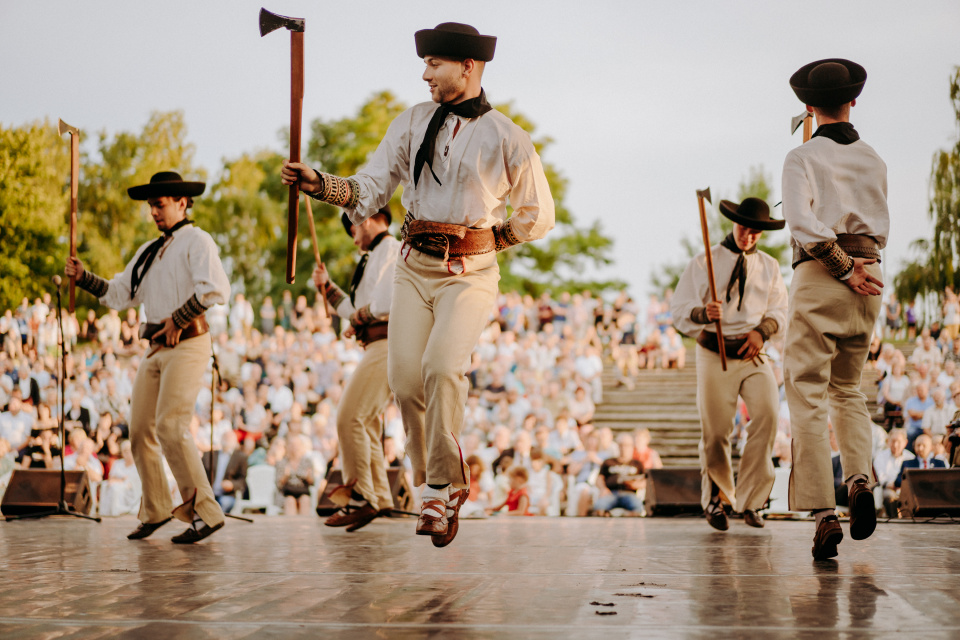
top-left (341, 207), bottom-right (392, 236)
top-left (128, 171), bottom-right (205, 201)
top-left (790, 58), bottom-right (866, 108)
top-left (719, 198), bottom-right (785, 231)
top-left (415, 22), bottom-right (496, 62)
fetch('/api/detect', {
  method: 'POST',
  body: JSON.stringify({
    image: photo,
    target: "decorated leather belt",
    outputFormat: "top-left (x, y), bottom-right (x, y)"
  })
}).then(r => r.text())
top-left (401, 213), bottom-right (495, 259)
top-left (356, 321), bottom-right (388, 346)
top-left (792, 234), bottom-right (881, 269)
top-left (697, 331), bottom-right (749, 360)
top-left (140, 316), bottom-right (209, 345)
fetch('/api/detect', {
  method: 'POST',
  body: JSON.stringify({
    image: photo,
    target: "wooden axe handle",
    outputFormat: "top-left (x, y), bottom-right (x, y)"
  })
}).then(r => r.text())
top-left (285, 30), bottom-right (304, 284)
top-left (69, 133), bottom-right (79, 313)
top-left (697, 193), bottom-right (726, 371)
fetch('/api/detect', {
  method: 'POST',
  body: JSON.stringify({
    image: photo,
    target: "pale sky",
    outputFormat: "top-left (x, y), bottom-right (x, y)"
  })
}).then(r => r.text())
top-left (2, 1), bottom-right (957, 298)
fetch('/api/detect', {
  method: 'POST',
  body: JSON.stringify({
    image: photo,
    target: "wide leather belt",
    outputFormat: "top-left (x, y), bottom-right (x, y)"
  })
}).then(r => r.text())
top-left (697, 331), bottom-right (749, 360)
top-left (401, 213), bottom-right (495, 259)
top-left (140, 316), bottom-right (209, 345)
top-left (793, 234), bottom-right (881, 269)
top-left (356, 321), bottom-right (388, 346)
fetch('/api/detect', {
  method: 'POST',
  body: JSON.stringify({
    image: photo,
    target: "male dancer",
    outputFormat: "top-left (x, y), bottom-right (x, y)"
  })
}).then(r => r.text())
top-left (66, 171), bottom-right (231, 543)
top-left (672, 198), bottom-right (788, 530)
top-left (781, 59), bottom-right (888, 560)
top-left (282, 22), bottom-right (554, 547)
top-left (313, 207), bottom-right (400, 531)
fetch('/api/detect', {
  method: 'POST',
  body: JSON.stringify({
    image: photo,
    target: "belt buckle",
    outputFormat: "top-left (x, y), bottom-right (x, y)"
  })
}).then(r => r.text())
top-left (447, 257), bottom-right (466, 275)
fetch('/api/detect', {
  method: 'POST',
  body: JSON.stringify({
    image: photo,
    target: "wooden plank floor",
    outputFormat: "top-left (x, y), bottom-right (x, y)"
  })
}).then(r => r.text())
top-left (1, 515), bottom-right (959, 638)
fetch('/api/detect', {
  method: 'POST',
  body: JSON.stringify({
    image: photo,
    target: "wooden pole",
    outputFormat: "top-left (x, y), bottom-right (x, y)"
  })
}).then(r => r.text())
top-left (802, 112), bottom-right (813, 143)
top-left (68, 132), bottom-right (78, 313)
top-left (285, 29), bottom-right (304, 284)
top-left (697, 190), bottom-right (727, 371)
top-left (303, 195), bottom-right (322, 265)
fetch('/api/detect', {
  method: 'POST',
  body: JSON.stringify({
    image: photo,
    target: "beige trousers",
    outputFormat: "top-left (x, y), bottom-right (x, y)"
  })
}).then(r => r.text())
top-left (388, 246), bottom-right (499, 488)
top-left (785, 261), bottom-right (882, 510)
top-left (696, 345), bottom-right (778, 512)
top-left (130, 333), bottom-right (223, 526)
top-left (336, 339), bottom-right (394, 511)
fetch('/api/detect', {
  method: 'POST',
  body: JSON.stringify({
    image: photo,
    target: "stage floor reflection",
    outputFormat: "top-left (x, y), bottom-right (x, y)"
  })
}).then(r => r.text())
top-left (1, 515), bottom-right (959, 638)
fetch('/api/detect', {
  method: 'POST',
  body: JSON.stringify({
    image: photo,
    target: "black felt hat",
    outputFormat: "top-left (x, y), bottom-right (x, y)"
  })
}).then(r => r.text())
top-left (128, 171), bottom-right (205, 201)
top-left (415, 22), bottom-right (496, 62)
top-left (790, 58), bottom-right (866, 108)
top-left (341, 207), bottom-right (392, 236)
top-left (719, 198), bottom-right (785, 231)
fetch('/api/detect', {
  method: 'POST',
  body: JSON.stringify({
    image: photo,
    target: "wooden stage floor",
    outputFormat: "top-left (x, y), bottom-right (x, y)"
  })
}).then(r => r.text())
top-left (1, 515), bottom-right (959, 638)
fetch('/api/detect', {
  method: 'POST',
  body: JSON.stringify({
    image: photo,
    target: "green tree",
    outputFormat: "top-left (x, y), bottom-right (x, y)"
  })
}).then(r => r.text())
top-left (0, 120), bottom-right (69, 309)
top-left (895, 67), bottom-right (960, 309)
top-left (650, 165), bottom-right (789, 294)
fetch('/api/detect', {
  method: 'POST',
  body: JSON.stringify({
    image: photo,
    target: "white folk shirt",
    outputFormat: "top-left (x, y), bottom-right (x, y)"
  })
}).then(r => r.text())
top-left (333, 235), bottom-right (401, 321)
top-left (781, 136), bottom-right (889, 253)
top-left (345, 102), bottom-right (555, 242)
top-left (671, 245), bottom-right (788, 340)
top-left (99, 225), bottom-right (231, 323)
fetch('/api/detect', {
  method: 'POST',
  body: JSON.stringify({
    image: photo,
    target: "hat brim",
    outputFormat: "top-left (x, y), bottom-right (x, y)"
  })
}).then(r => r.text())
top-left (415, 29), bottom-right (496, 62)
top-left (128, 181), bottom-right (205, 201)
top-left (719, 201), bottom-right (785, 231)
top-left (790, 58), bottom-right (866, 108)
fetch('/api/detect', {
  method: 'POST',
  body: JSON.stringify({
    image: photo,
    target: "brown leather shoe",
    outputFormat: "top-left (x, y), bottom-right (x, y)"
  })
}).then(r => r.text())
top-left (345, 504), bottom-right (381, 532)
top-left (812, 515), bottom-right (843, 560)
top-left (705, 497), bottom-right (729, 531)
top-left (848, 479), bottom-right (877, 541)
top-left (324, 503), bottom-right (379, 531)
top-left (743, 509), bottom-right (765, 528)
top-left (416, 498), bottom-right (448, 536)
top-left (127, 517), bottom-right (172, 540)
top-left (432, 487), bottom-right (470, 548)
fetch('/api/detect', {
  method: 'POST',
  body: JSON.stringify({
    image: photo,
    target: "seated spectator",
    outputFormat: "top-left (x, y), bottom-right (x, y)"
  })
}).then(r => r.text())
top-left (896, 434), bottom-right (946, 489)
top-left (904, 383), bottom-right (934, 448)
top-left (568, 386), bottom-right (596, 426)
top-left (660, 326), bottom-right (685, 369)
top-left (20, 424), bottom-right (60, 469)
top-left (275, 435), bottom-right (314, 515)
top-left (881, 360), bottom-right (909, 428)
top-left (632, 428), bottom-right (663, 473)
top-left (874, 429), bottom-right (914, 517)
top-left (79, 308), bottom-right (101, 343)
top-left (526, 448), bottom-right (559, 515)
top-left (593, 434), bottom-right (644, 515)
top-left (203, 430), bottom-right (248, 514)
top-left (0, 393), bottom-right (34, 452)
top-left (99, 440), bottom-right (142, 516)
top-left (639, 329), bottom-right (661, 370)
top-left (482, 426), bottom-right (513, 470)
top-left (910, 330), bottom-right (942, 369)
top-left (461, 455), bottom-right (495, 518)
top-left (92, 413), bottom-right (122, 475)
top-left (922, 388), bottom-right (956, 437)
top-left (487, 466), bottom-right (531, 516)
top-left (548, 415), bottom-right (582, 456)
top-left (64, 433), bottom-right (104, 483)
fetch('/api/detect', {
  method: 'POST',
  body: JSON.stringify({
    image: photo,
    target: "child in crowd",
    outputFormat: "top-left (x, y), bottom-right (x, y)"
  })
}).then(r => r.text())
top-left (488, 466), bottom-right (531, 516)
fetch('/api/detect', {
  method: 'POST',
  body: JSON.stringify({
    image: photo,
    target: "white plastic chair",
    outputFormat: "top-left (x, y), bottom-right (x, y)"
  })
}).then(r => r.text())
top-left (232, 465), bottom-right (280, 516)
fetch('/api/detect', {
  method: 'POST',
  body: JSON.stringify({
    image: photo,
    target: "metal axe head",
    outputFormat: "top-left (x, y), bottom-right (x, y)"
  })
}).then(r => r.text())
top-left (259, 7), bottom-right (304, 36)
top-left (791, 111), bottom-right (811, 135)
top-left (57, 118), bottom-right (79, 137)
top-left (696, 187), bottom-right (711, 204)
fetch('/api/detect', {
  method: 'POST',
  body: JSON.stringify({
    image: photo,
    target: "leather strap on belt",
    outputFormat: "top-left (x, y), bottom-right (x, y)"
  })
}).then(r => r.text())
top-left (697, 331), bottom-right (748, 360)
top-left (793, 234), bottom-right (881, 269)
top-left (401, 213), bottom-right (495, 259)
top-left (355, 321), bottom-right (388, 347)
top-left (140, 316), bottom-right (209, 345)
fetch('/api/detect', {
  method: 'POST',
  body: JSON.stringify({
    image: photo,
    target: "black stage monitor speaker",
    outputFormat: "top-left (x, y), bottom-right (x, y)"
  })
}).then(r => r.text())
top-left (646, 467), bottom-right (703, 516)
top-left (1, 469), bottom-right (93, 516)
top-left (899, 468), bottom-right (960, 518)
top-left (316, 468), bottom-right (415, 516)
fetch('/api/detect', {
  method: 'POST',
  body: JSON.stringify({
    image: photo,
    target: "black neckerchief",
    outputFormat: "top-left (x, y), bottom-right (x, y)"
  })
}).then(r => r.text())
top-left (812, 122), bottom-right (860, 145)
top-left (130, 218), bottom-right (194, 298)
top-left (349, 231), bottom-right (390, 304)
top-left (720, 233), bottom-right (756, 312)
top-left (413, 89), bottom-right (493, 187)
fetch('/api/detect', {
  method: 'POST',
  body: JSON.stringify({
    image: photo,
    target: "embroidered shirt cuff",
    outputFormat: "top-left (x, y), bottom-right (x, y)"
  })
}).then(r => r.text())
top-left (77, 270), bottom-right (109, 298)
top-left (690, 307), bottom-right (710, 325)
top-left (808, 241), bottom-right (855, 279)
top-left (838, 268), bottom-right (854, 281)
top-left (351, 305), bottom-right (374, 327)
top-left (754, 317), bottom-right (779, 342)
top-left (324, 283), bottom-right (348, 310)
top-left (493, 220), bottom-right (522, 252)
top-left (306, 172), bottom-right (360, 209)
top-left (171, 294), bottom-right (208, 329)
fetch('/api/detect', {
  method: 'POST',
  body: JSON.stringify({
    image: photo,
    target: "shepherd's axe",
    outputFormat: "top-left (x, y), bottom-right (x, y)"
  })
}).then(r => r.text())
top-left (260, 7), bottom-right (305, 284)
top-left (58, 119), bottom-right (80, 313)
top-left (695, 186), bottom-right (726, 371)
top-left (791, 110), bottom-right (813, 143)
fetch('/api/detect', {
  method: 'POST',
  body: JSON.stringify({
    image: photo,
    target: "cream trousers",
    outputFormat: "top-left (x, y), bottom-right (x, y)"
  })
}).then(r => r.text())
top-left (130, 333), bottom-right (223, 526)
top-left (336, 339), bottom-right (394, 510)
top-left (785, 261), bottom-right (882, 510)
top-left (696, 345), bottom-right (778, 512)
top-left (388, 246), bottom-right (499, 488)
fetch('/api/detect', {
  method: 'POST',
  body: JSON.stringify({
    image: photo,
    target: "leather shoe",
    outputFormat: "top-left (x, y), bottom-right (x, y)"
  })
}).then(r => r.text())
top-left (416, 498), bottom-right (448, 536)
top-left (325, 503), bottom-right (378, 530)
top-left (743, 509), bottom-right (764, 528)
top-left (171, 520), bottom-right (224, 544)
top-left (432, 487), bottom-right (470, 548)
top-left (812, 515), bottom-right (843, 560)
top-left (127, 517), bottom-right (172, 540)
top-left (345, 504), bottom-right (381, 532)
top-left (848, 479), bottom-right (877, 541)
top-left (705, 498), bottom-right (729, 531)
